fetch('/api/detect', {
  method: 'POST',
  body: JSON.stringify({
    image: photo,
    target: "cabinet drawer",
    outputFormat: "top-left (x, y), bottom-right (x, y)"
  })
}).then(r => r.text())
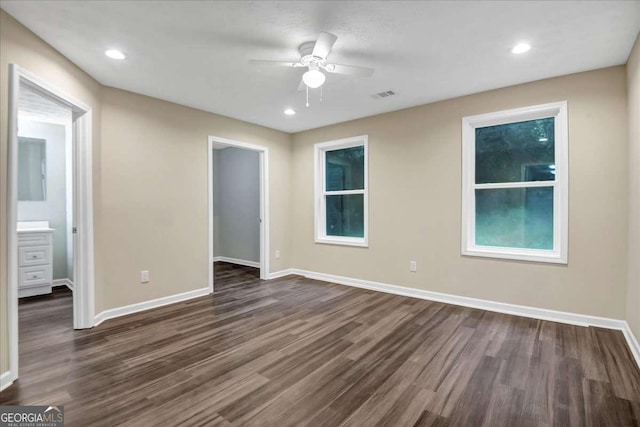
top-left (18, 245), bottom-right (51, 267)
top-left (19, 265), bottom-right (52, 288)
top-left (18, 233), bottom-right (52, 246)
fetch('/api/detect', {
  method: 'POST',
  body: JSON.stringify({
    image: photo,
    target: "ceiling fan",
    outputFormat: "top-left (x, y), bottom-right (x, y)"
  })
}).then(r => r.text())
top-left (250, 32), bottom-right (374, 101)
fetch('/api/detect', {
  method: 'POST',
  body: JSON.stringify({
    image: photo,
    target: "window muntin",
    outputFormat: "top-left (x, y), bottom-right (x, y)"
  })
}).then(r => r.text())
top-left (315, 136), bottom-right (368, 246)
top-left (462, 102), bottom-right (568, 263)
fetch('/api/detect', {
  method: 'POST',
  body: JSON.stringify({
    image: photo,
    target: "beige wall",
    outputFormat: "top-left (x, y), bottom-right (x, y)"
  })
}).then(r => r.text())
top-left (99, 87), bottom-right (291, 310)
top-left (0, 9), bottom-right (292, 375)
top-left (291, 66), bottom-right (629, 320)
top-left (627, 34), bottom-right (640, 340)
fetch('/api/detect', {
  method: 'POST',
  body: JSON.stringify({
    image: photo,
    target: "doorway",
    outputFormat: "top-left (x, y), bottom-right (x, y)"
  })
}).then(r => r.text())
top-left (17, 85), bottom-right (74, 296)
top-left (5, 65), bottom-right (95, 388)
top-left (208, 136), bottom-right (269, 293)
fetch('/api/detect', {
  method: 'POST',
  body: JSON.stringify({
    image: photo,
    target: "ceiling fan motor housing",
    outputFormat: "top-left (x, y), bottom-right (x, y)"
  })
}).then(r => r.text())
top-left (299, 41), bottom-right (326, 67)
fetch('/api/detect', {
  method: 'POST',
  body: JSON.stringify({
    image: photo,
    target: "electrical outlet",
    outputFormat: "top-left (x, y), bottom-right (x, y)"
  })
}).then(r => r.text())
top-left (409, 261), bottom-right (417, 272)
top-left (140, 270), bottom-right (150, 283)
top-left (275, 249), bottom-right (281, 259)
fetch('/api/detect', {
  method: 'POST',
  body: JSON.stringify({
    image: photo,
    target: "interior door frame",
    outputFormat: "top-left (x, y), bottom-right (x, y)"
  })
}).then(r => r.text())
top-left (6, 64), bottom-right (95, 388)
top-left (207, 136), bottom-right (269, 292)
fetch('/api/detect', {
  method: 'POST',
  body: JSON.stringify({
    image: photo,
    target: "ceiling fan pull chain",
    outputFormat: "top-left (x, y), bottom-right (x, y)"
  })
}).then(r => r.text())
top-left (306, 86), bottom-right (310, 107)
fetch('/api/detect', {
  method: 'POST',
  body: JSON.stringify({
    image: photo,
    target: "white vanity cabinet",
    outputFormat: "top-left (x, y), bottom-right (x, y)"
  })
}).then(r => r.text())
top-left (17, 221), bottom-right (54, 298)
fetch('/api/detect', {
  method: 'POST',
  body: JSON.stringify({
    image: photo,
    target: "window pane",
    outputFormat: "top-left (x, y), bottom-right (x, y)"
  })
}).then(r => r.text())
top-left (475, 118), bottom-right (555, 184)
top-left (475, 187), bottom-right (553, 250)
top-left (326, 146), bottom-right (365, 191)
top-left (326, 194), bottom-right (364, 238)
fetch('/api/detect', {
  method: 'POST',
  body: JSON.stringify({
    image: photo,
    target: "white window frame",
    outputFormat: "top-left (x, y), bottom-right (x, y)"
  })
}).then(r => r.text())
top-left (314, 135), bottom-right (369, 247)
top-left (461, 101), bottom-right (568, 264)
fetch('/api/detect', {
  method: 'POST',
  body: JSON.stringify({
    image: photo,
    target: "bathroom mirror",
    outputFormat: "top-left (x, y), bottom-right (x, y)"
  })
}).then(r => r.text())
top-left (18, 137), bottom-right (47, 201)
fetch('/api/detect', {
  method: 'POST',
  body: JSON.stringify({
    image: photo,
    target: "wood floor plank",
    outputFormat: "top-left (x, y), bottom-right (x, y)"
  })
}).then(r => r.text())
top-left (521, 339), bottom-right (556, 424)
top-left (374, 385), bottom-right (435, 427)
top-left (582, 379), bottom-right (635, 426)
top-left (482, 383), bottom-right (530, 427)
top-left (447, 355), bottom-right (505, 426)
top-left (595, 327), bottom-right (640, 401)
top-left (1, 262), bottom-right (639, 426)
top-left (413, 410), bottom-right (450, 427)
top-left (553, 356), bottom-right (587, 427)
top-left (339, 359), bottom-right (427, 427)
top-left (240, 355), bottom-right (355, 426)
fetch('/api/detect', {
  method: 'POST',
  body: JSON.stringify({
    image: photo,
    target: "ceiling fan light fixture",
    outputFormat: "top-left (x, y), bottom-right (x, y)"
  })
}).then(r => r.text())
top-left (303, 69), bottom-right (326, 88)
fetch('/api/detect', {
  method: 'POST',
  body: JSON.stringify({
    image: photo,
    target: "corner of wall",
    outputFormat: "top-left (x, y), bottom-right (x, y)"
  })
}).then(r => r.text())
top-left (626, 33), bottom-right (640, 342)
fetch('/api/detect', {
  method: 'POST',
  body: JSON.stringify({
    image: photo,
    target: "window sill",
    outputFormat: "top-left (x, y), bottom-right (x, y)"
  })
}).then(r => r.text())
top-left (462, 246), bottom-right (566, 264)
top-left (315, 236), bottom-right (368, 248)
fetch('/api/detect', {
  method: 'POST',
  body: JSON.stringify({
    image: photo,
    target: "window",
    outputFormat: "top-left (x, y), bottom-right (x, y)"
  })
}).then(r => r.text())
top-left (315, 135), bottom-right (368, 246)
top-left (462, 102), bottom-right (568, 263)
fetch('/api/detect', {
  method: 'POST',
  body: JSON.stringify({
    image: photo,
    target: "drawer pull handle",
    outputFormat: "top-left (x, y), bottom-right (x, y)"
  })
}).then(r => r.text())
top-left (31, 255), bottom-right (38, 259)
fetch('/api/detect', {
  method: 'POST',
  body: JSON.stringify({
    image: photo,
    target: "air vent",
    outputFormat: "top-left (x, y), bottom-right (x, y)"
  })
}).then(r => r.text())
top-left (371, 90), bottom-right (396, 100)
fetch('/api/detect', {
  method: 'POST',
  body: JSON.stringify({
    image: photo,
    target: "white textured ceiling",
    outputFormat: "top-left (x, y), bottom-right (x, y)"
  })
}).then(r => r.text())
top-left (1, 1), bottom-right (639, 133)
top-left (18, 84), bottom-right (72, 125)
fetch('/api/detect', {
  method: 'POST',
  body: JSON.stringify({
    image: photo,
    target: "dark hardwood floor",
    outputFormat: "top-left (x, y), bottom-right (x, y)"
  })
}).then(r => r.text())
top-left (2, 262), bottom-right (640, 426)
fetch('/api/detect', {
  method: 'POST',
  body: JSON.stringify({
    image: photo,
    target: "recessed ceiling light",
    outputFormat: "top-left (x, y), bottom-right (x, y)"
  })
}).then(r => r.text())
top-left (511, 43), bottom-right (531, 54)
top-left (105, 49), bottom-right (126, 60)
top-left (284, 108), bottom-right (296, 116)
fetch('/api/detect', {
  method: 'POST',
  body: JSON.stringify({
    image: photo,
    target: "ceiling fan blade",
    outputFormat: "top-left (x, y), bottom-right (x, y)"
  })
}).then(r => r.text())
top-left (325, 63), bottom-right (375, 77)
top-left (297, 77), bottom-right (306, 91)
top-left (312, 32), bottom-right (337, 59)
top-left (249, 59), bottom-right (300, 68)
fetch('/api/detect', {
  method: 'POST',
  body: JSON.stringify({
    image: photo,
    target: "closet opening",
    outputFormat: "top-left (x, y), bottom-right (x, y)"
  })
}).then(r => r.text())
top-left (208, 136), bottom-right (269, 293)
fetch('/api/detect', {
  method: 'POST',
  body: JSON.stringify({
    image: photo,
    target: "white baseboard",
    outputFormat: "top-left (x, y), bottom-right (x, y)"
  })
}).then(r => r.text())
top-left (293, 269), bottom-right (625, 328)
top-left (267, 269), bottom-right (295, 280)
top-left (213, 256), bottom-right (260, 269)
top-left (52, 278), bottom-right (74, 291)
top-left (94, 287), bottom-right (210, 327)
top-left (289, 268), bottom-right (640, 369)
top-left (622, 326), bottom-right (640, 370)
top-left (0, 370), bottom-right (14, 392)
